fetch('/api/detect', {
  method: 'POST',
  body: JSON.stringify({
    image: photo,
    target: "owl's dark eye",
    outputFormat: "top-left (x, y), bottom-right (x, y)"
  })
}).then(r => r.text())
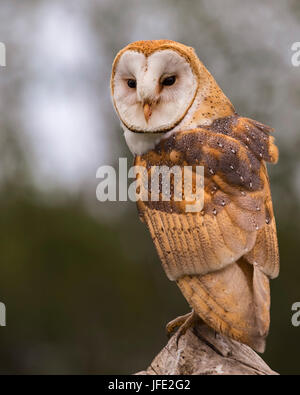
top-left (162, 75), bottom-right (176, 86)
top-left (127, 79), bottom-right (136, 88)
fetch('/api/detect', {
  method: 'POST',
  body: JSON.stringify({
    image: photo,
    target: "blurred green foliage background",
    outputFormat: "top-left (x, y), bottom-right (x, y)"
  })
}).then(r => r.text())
top-left (0, 0), bottom-right (299, 374)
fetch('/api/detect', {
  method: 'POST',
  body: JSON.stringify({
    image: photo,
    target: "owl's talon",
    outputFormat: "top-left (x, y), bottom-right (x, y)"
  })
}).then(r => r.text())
top-left (166, 310), bottom-right (198, 348)
top-left (174, 310), bottom-right (198, 348)
top-left (166, 312), bottom-right (193, 338)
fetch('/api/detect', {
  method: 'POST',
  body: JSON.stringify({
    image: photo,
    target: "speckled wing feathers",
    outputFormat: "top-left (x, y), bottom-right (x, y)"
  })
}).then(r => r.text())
top-left (136, 115), bottom-right (279, 352)
top-left (136, 115), bottom-right (279, 280)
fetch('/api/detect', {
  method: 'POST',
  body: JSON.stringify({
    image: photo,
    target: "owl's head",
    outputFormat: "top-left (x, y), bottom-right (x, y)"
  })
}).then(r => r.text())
top-left (111, 40), bottom-right (234, 142)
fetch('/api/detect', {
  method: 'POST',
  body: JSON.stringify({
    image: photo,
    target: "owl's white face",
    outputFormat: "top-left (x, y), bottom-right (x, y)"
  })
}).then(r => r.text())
top-left (112, 50), bottom-right (198, 133)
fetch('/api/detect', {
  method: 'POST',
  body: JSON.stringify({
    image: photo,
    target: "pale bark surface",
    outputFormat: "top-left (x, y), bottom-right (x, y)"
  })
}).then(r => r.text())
top-left (136, 322), bottom-right (278, 375)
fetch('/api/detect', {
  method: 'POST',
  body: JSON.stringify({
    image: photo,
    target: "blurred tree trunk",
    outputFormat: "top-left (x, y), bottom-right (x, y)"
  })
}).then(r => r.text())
top-left (136, 322), bottom-right (278, 375)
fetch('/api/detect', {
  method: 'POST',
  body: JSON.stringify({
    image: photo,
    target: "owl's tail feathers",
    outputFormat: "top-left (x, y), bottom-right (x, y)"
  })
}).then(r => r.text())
top-left (176, 258), bottom-right (270, 353)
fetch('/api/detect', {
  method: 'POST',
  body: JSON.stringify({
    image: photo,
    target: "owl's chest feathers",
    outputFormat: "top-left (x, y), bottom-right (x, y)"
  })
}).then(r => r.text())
top-left (123, 126), bottom-right (166, 156)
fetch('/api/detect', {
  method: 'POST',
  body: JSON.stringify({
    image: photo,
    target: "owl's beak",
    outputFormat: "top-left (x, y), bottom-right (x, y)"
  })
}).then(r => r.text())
top-left (143, 103), bottom-right (152, 123)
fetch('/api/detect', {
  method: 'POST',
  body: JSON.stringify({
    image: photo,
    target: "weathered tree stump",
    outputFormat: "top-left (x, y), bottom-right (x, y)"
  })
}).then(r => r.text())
top-left (136, 321), bottom-right (278, 375)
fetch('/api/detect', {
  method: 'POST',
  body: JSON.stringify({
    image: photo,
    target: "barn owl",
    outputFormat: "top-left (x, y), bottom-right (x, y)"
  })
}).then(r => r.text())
top-left (111, 40), bottom-right (279, 353)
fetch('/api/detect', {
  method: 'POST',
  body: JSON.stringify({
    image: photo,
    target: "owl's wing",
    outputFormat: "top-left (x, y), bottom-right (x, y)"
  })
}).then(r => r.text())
top-left (243, 163), bottom-right (279, 278)
top-left (135, 116), bottom-right (279, 352)
top-left (136, 116), bottom-right (279, 281)
top-left (176, 257), bottom-right (271, 353)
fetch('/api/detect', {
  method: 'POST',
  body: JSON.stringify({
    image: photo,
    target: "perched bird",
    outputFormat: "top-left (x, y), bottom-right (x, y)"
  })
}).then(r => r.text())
top-left (111, 40), bottom-right (279, 353)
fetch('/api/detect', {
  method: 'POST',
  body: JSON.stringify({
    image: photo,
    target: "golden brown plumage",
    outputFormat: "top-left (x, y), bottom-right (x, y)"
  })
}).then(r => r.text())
top-left (111, 40), bottom-right (279, 353)
top-left (135, 115), bottom-right (279, 352)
